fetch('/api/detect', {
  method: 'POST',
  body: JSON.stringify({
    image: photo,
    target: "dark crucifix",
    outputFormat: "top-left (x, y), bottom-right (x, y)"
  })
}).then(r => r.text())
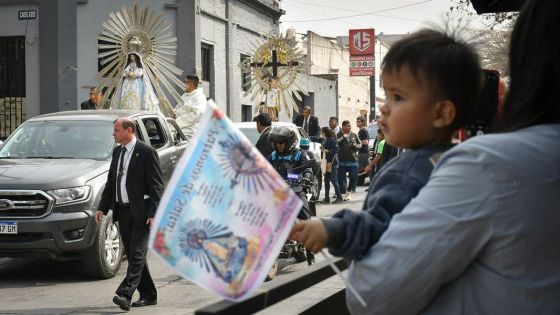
top-left (250, 50), bottom-right (299, 78)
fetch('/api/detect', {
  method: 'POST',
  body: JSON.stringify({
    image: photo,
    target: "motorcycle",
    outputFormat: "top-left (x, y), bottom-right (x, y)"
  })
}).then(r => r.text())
top-left (266, 161), bottom-right (317, 281)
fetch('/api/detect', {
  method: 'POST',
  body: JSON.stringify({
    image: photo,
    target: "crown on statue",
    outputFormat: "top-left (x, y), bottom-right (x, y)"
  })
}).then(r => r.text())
top-left (127, 36), bottom-right (142, 53)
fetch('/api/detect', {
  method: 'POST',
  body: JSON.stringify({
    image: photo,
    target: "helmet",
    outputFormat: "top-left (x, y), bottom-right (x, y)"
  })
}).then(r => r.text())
top-left (269, 125), bottom-right (297, 153)
top-left (299, 138), bottom-right (310, 150)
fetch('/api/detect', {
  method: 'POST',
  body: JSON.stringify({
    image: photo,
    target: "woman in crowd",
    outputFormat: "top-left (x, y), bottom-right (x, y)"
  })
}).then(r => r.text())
top-left (319, 127), bottom-right (343, 204)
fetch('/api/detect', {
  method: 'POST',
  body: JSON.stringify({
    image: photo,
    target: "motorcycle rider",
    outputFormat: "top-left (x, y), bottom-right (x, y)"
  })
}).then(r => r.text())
top-left (268, 125), bottom-right (315, 265)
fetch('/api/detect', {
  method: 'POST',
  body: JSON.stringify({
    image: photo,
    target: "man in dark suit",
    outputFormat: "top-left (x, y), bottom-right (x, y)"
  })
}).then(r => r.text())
top-left (81, 87), bottom-right (102, 110)
top-left (95, 117), bottom-right (164, 311)
top-left (293, 106), bottom-right (320, 137)
top-left (254, 112), bottom-right (274, 158)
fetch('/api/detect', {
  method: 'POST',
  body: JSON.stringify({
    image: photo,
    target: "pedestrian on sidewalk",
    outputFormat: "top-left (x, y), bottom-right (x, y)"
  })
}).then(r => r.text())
top-left (336, 120), bottom-right (361, 200)
top-left (356, 116), bottom-right (370, 186)
top-left (293, 106), bottom-right (321, 137)
top-left (319, 127), bottom-right (343, 204)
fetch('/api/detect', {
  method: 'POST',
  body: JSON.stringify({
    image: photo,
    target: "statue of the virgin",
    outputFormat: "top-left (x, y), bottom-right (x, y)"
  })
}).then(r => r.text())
top-left (97, 4), bottom-right (184, 116)
top-left (113, 37), bottom-right (159, 110)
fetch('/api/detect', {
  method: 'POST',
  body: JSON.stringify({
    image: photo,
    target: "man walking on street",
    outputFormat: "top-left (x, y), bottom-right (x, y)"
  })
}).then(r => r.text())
top-left (95, 117), bottom-right (164, 311)
top-left (293, 106), bottom-right (320, 137)
top-left (356, 116), bottom-right (370, 186)
top-left (337, 120), bottom-right (361, 200)
top-left (329, 116), bottom-right (341, 135)
top-left (254, 112), bottom-right (274, 158)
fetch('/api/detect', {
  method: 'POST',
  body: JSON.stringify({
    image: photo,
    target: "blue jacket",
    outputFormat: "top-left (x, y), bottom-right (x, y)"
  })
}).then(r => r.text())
top-left (323, 143), bottom-right (453, 260)
top-left (322, 137), bottom-right (339, 163)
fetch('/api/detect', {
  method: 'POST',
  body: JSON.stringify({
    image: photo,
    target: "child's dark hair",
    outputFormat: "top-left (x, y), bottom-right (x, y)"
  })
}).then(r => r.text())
top-left (382, 29), bottom-right (483, 130)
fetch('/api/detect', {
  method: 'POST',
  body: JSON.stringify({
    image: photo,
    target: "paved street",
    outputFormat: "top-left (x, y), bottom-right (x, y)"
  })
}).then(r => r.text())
top-left (0, 186), bottom-right (368, 314)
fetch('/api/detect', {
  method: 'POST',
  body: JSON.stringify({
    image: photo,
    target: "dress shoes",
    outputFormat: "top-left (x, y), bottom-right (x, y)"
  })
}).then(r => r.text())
top-left (113, 295), bottom-right (131, 311)
top-left (132, 298), bottom-right (158, 307)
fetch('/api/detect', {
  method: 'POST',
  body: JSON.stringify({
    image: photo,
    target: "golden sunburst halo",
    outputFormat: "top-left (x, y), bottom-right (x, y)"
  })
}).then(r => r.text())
top-left (239, 34), bottom-right (309, 118)
top-left (97, 4), bottom-right (183, 116)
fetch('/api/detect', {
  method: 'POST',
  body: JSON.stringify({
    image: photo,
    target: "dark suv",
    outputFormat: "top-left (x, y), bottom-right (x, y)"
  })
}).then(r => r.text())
top-left (0, 110), bottom-right (187, 278)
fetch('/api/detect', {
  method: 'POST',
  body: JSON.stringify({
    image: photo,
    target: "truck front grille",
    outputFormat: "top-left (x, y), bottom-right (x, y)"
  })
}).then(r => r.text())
top-left (0, 191), bottom-right (54, 218)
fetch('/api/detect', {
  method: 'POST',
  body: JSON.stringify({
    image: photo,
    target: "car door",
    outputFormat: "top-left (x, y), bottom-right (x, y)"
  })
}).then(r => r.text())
top-left (165, 118), bottom-right (188, 158)
top-left (138, 116), bottom-right (178, 182)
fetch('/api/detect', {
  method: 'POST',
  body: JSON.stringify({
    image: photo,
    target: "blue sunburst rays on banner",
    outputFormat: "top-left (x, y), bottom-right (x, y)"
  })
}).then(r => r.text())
top-left (217, 132), bottom-right (279, 194)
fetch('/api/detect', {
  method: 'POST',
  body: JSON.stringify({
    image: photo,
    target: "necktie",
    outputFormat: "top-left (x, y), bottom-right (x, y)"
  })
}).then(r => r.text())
top-left (304, 118), bottom-right (309, 133)
top-left (116, 146), bottom-right (127, 203)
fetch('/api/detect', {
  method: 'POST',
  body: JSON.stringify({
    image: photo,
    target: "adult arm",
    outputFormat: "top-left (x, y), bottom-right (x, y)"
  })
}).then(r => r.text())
top-left (350, 132), bottom-right (362, 150)
top-left (98, 148), bottom-right (117, 214)
top-left (346, 147), bottom-right (494, 315)
top-left (312, 116), bottom-right (321, 137)
top-left (145, 147), bottom-right (164, 218)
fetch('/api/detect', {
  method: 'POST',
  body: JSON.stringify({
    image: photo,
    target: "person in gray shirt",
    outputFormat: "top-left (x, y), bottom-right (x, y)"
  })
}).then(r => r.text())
top-left (345, 1), bottom-right (560, 313)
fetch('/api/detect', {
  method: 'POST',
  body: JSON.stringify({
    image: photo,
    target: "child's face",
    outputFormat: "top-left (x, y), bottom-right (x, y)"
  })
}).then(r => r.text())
top-left (379, 67), bottom-right (440, 149)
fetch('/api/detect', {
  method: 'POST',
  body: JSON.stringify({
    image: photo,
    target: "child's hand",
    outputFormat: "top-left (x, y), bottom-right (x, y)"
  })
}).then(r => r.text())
top-left (289, 218), bottom-right (328, 253)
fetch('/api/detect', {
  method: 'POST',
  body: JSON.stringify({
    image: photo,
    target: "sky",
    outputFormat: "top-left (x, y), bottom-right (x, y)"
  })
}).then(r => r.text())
top-left (279, 0), bottom-right (460, 37)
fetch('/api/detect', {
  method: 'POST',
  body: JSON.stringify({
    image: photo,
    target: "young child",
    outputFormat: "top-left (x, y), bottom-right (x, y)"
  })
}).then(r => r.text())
top-left (289, 28), bottom-right (483, 260)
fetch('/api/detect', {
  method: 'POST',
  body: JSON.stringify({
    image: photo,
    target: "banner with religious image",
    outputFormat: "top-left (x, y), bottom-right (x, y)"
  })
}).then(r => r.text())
top-left (149, 103), bottom-right (303, 301)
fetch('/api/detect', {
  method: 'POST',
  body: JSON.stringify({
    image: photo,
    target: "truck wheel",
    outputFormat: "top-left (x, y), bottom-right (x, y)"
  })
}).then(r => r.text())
top-left (82, 211), bottom-right (123, 279)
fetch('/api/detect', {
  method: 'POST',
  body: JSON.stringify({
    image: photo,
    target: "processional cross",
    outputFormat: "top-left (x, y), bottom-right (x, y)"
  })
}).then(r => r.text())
top-left (238, 35), bottom-right (309, 119)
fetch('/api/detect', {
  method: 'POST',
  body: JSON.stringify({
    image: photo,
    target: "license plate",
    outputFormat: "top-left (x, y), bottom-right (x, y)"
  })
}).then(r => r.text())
top-left (0, 221), bottom-right (17, 234)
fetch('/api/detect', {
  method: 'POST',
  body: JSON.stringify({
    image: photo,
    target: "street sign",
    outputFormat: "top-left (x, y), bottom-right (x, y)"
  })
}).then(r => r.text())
top-left (349, 55), bottom-right (375, 77)
top-left (349, 29), bottom-right (375, 76)
top-left (349, 29), bottom-right (375, 56)
top-left (18, 9), bottom-right (38, 20)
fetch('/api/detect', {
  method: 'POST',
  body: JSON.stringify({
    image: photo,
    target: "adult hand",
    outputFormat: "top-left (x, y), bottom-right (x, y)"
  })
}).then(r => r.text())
top-left (289, 218), bottom-right (328, 253)
top-left (95, 211), bottom-right (104, 224)
top-left (146, 218), bottom-right (155, 229)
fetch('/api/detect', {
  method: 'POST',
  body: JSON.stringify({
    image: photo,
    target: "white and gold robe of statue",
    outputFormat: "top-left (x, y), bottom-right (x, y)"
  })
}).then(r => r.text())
top-left (116, 57), bottom-right (159, 111)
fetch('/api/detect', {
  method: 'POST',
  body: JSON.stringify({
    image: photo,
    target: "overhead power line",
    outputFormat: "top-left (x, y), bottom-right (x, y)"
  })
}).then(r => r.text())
top-left (283, 0), bottom-right (425, 23)
top-left (281, 0), bottom-right (432, 23)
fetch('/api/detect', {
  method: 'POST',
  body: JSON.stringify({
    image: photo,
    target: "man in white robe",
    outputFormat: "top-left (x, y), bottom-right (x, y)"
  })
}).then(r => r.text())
top-left (175, 74), bottom-right (207, 140)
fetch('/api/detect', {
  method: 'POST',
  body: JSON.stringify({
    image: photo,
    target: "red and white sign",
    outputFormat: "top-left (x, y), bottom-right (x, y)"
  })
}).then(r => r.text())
top-left (349, 55), bottom-right (375, 76)
top-left (349, 29), bottom-right (375, 76)
top-left (349, 29), bottom-right (375, 55)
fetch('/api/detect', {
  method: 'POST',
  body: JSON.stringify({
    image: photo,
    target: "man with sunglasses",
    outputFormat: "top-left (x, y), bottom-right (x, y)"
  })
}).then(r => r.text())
top-left (81, 87), bottom-right (102, 110)
top-left (175, 74), bottom-right (207, 140)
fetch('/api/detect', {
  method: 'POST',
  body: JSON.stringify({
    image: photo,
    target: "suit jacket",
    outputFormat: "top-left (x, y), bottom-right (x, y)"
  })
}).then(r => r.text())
top-left (293, 114), bottom-right (320, 137)
top-left (80, 99), bottom-right (97, 110)
top-left (99, 139), bottom-right (164, 225)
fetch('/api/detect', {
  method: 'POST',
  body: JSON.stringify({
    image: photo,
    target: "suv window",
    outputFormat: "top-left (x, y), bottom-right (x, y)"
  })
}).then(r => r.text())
top-left (166, 119), bottom-right (187, 144)
top-left (0, 120), bottom-right (114, 159)
top-left (142, 117), bottom-right (166, 149)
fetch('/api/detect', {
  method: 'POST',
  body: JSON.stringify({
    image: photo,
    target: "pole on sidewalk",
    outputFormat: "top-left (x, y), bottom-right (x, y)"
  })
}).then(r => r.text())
top-left (369, 75), bottom-right (376, 122)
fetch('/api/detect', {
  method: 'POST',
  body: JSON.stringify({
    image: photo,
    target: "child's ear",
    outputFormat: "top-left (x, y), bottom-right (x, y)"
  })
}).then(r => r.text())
top-left (433, 100), bottom-right (456, 128)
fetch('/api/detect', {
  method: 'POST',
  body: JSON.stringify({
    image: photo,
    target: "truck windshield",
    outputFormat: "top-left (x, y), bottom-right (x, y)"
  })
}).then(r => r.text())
top-left (0, 120), bottom-right (115, 159)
